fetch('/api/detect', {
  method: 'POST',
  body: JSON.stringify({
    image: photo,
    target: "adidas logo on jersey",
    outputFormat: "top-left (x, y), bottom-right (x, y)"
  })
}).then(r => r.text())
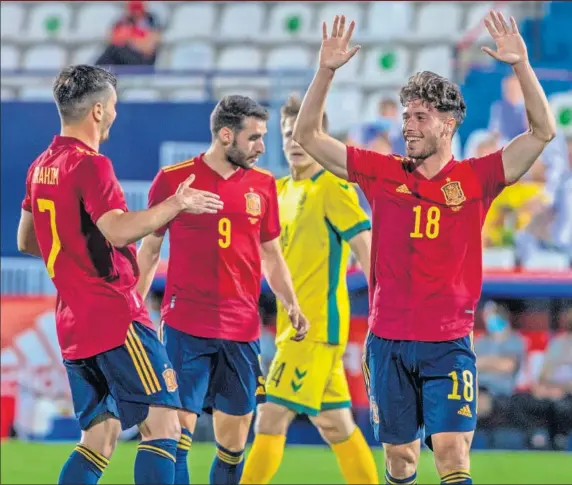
top-left (458, 404), bottom-right (473, 418)
top-left (396, 184), bottom-right (412, 194)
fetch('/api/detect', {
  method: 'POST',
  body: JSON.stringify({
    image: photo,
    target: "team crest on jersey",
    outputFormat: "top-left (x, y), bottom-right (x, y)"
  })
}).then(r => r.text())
top-left (441, 179), bottom-right (466, 207)
top-left (163, 368), bottom-right (178, 392)
top-left (245, 192), bottom-right (261, 216)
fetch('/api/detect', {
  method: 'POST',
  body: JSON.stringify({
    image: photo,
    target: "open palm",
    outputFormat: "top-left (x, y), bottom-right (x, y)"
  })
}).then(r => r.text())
top-left (482, 11), bottom-right (528, 65)
top-left (319, 15), bottom-right (361, 71)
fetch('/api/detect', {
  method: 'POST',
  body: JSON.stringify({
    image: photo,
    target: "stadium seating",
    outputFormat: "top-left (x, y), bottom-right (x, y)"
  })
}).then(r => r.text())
top-left (70, 4), bottom-right (122, 42)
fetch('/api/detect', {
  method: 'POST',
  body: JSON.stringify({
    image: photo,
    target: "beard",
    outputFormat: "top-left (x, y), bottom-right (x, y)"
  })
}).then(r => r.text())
top-left (226, 140), bottom-right (254, 170)
top-left (99, 114), bottom-right (112, 143)
top-left (405, 135), bottom-right (439, 161)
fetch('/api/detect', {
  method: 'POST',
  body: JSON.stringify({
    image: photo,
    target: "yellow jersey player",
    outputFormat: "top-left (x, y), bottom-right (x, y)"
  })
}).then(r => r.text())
top-left (241, 95), bottom-right (378, 484)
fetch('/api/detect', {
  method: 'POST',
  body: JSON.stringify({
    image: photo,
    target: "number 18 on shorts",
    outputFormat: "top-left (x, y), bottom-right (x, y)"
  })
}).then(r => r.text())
top-left (363, 334), bottom-right (478, 448)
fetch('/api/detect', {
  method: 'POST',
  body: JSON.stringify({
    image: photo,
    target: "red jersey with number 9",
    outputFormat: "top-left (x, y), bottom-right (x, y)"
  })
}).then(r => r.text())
top-left (148, 154), bottom-right (281, 342)
top-left (21, 136), bottom-right (152, 360)
top-left (346, 146), bottom-right (507, 342)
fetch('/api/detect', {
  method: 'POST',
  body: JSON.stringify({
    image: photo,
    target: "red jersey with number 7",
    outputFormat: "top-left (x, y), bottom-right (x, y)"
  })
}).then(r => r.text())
top-left (346, 146), bottom-right (508, 342)
top-left (21, 136), bottom-right (152, 360)
top-left (148, 154), bottom-right (281, 342)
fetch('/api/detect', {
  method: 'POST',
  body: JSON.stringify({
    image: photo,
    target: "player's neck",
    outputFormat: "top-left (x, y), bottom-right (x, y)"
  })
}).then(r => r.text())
top-left (203, 146), bottom-right (240, 179)
top-left (60, 125), bottom-right (100, 153)
top-left (414, 149), bottom-right (453, 180)
top-left (290, 162), bottom-right (322, 181)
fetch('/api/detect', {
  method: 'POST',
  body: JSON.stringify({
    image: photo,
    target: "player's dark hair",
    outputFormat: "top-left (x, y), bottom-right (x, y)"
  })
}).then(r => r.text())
top-left (210, 95), bottom-right (269, 136)
top-left (280, 93), bottom-right (329, 133)
top-left (400, 71), bottom-right (467, 132)
top-left (53, 65), bottom-right (117, 124)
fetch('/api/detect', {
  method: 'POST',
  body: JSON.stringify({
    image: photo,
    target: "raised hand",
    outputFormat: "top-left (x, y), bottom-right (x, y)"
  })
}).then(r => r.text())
top-left (175, 174), bottom-right (224, 215)
top-left (320, 15), bottom-right (361, 72)
top-left (482, 11), bottom-right (528, 65)
top-left (288, 305), bottom-right (309, 342)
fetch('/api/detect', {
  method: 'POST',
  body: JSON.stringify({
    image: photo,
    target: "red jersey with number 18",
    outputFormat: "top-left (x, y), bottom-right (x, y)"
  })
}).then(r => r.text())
top-left (148, 154), bottom-right (281, 342)
top-left (346, 146), bottom-right (507, 342)
top-left (21, 136), bottom-right (152, 360)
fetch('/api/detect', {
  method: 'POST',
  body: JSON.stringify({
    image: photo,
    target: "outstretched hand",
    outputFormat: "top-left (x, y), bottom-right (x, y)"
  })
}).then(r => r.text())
top-left (319, 15), bottom-right (361, 72)
top-left (175, 174), bottom-right (224, 215)
top-left (482, 11), bottom-right (528, 65)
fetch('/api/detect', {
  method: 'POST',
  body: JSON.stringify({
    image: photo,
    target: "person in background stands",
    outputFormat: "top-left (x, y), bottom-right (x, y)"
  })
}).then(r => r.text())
top-left (96, 1), bottom-right (161, 67)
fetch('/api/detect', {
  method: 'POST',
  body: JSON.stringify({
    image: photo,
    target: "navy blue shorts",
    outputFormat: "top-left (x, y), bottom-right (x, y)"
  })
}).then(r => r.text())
top-left (162, 323), bottom-right (265, 416)
top-left (363, 333), bottom-right (478, 449)
top-left (63, 322), bottom-right (182, 431)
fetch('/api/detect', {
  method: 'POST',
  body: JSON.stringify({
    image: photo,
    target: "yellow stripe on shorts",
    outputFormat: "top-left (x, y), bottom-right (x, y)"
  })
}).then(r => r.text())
top-left (125, 325), bottom-right (160, 395)
top-left (129, 324), bottom-right (162, 392)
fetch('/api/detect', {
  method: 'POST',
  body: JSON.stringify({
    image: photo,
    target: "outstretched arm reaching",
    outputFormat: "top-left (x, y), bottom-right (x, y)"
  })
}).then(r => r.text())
top-left (293, 15), bottom-right (361, 180)
top-left (482, 11), bottom-right (556, 184)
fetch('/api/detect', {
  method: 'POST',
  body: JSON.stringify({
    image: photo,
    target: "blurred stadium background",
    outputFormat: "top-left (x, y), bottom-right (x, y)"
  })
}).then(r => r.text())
top-left (1, 1), bottom-right (571, 483)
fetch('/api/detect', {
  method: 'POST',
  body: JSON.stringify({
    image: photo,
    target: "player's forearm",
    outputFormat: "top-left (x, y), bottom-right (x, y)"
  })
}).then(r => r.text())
top-left (514, 61), bottom-right (556, 143)
top-left (136, 234), bottom-right (164, 300)
top-left (102, 196), bottom-right (182, 248)
top-left (263, 256), bottom-right (299, 311)
top-left (292, 68), bottom-right (349, 180)
top-left (349, 231), bottom-right (371, 286)
top-left (293, 67), bottom-right (332, 141)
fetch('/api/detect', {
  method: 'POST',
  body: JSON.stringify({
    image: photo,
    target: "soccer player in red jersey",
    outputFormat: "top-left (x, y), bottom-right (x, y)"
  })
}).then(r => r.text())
top-left (17, 65), bottom-right (223, 485)
top-left (293, 13), bottom-right (556, 485)
top-left (137, 95), bottom-right (309, 485)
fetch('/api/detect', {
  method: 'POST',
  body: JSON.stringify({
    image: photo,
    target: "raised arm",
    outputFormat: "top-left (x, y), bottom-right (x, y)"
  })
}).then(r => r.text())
top-left (293, 15), bottom-right (361, 180)
top-left (482, 11), bottom-right (556, 184)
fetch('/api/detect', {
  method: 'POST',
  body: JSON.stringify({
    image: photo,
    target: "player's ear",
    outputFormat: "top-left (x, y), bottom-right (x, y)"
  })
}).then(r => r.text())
top-left (218, 127), bottom-right (233, 146)
top-left (92, 102), bottom-right (104, 123)
top-left (443, 118), bottom-right (456, 139)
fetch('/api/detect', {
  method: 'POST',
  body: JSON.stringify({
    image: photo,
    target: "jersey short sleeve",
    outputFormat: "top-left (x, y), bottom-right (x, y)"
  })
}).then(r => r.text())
top-left (261, 177), bottom-right (281, 243)
top-left (467, 149), bottom-right (507, 202)
top-left (21, 164), bottom-right (34, 212)
top-left (346, 145), bottom-right (391, 199)
top-left (147, 170), bottom-right (171, 236)
top-left (76, 155), bottom-right (127, 223)
top-left (324, 180), bottom-right (371, 242)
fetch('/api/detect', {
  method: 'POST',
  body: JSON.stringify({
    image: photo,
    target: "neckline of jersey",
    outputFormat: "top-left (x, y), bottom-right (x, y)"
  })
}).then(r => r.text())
top-left (199, 153), bottom-right (245, 182)
top-left (410, 156), bottom-right (457, 182)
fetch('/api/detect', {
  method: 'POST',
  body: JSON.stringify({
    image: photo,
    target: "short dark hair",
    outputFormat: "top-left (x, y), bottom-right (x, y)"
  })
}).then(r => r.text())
top-left (280, 93), bottom-right (329, 133)
top-left (210, 95), bottom-right (269, 136)
top-left (53, 65), bottom-right (117, 124)
top-left (400, 71), bottom-right (467, 130)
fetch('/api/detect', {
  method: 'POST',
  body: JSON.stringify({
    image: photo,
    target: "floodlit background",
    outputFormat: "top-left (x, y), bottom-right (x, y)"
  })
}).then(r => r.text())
top-left (1, 1), bottom-right (571, 483)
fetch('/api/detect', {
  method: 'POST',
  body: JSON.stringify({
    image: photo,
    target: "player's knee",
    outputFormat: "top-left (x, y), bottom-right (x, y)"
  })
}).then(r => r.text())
top-left (432, 432), bottom-right (471, 474)
top-left (311, 408), bottom-right (355, 444)
top-left (213, 410), bottom-right (253, 451)
top-left (139, 406), bottom-right (181, 442)
top-left (254, 402), bottom-right (294, 436)
top-left (384, 442), bottom-right (420, 478)
top-left (82, 415), bottom-right (122, 458)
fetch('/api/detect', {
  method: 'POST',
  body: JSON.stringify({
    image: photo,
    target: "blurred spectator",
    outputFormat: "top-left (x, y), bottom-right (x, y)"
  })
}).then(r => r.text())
top-left (475, 302), bottom-right (526, 422)
top-left (509, 310), bottom-right (572, 449)
top-left (96, 1), bottom-right (160, 67)
top-left (516, 136), bottom-right (572, 262)
top-left (488, 74), bottom-right (569, 198)
top-left (488, 74), bottom-right (525, 141)
top-left (481, 135), bottom-right (549, 247)
top-left (347, 97), bottom-right (402, 153)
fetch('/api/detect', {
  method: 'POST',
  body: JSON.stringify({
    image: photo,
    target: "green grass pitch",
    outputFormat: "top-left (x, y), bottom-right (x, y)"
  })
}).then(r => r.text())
top-left (1, 440), bottom-right (571, 484)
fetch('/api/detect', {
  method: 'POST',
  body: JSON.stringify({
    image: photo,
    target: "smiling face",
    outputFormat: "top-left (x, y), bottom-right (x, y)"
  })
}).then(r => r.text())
top-left (402, 99), bottom-right (455, 160)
